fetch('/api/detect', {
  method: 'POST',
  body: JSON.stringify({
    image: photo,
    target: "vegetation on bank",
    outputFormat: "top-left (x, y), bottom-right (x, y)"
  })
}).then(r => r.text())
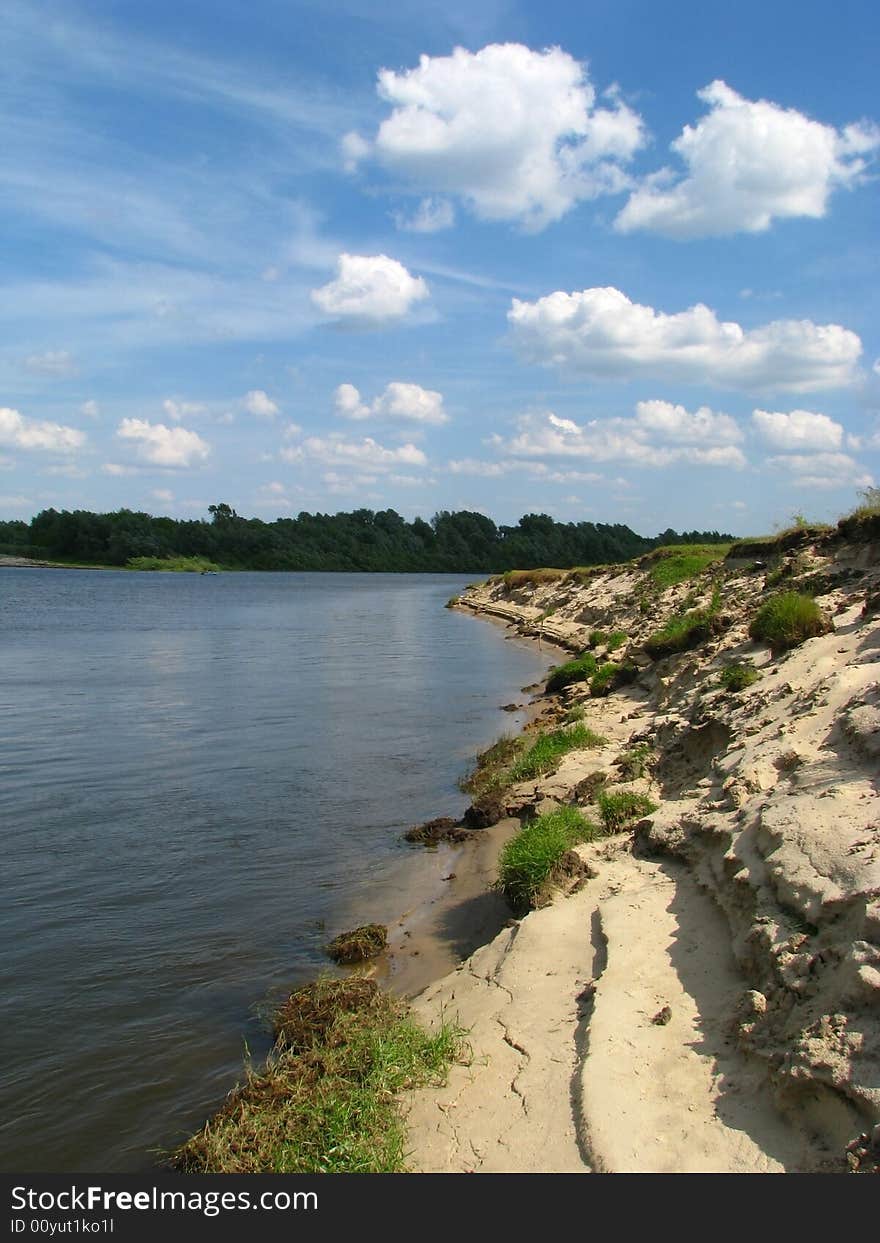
top-left (597, 790), bottom-right (658, 833)
top-left (546, 653), bottom-right (597, 693)
top-left (644, 588), bottom-right (723, 659)
top-left (507, 724), bottom-right (606, 784)
top-left (498, 806), bottom-right (597, 908)
top-left (589, 660), bottom-right (638, 697)
top-left (459, 724), bottom-right (606, 826)
top-left (749, 592), bottom-right (830, 653)
top-left (171, 979), bottom-right (462, 1173)
top-left (719, 661), bottom-right (761, 693)
top-left (126, 555), bottom-right (221, 572)
top-left (644, 543), bottom-right (731, 589)
top-left (0, 505), bottom-right (731, 573)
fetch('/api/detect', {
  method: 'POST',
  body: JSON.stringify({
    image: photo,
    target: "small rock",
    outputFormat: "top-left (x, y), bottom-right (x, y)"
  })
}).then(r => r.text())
top-left (652, 1005), bottom-right (672, 1026)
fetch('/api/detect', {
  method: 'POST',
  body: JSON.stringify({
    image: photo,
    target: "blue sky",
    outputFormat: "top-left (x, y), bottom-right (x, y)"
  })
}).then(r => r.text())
top-left (2, 0), bottom-right (878, 535)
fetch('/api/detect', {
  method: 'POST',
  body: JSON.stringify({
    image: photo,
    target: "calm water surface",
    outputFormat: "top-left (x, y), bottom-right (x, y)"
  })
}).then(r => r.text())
top-left (0, 570), bottom-right (550, 1171)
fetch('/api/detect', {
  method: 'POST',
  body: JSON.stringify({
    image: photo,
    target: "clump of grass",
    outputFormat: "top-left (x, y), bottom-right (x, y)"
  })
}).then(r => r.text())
top-left (749, 592), bottom-right (831, 654)
top-left (616, 744), bottom-right (654, 781)
top-left (597, 789), bottom-right (658, 833)
top-left (127, 555), bottom-right (221, 572)
top-left (590, 662), bottom-right (620, 697)
top-left (838, 486), bottom-right (880, 540)
top-left (719, 661), bottom-right (761, 693)
top-left (645, 544), bottom-right (730, 589)
top-left (727, 524), bottom-right (833, 559)
top-left (459, 734), bottom-right (524, 797)
top-left (644, 592), bottom-right (723, 660)
top-left (592, 661), bottom-right (639, 697)
top-left (502, 568), bottom-right (566, 592)
top-left (546, 652), bottom-right (597, 693)
top-left (562, 704), bottom-right (586, 724)
top-left (171, 979), bottom-right (462, 1173)
top-left (588, 629), bottom-right (608, 648)
top-left (498, 806), bottom-right (598, 908)
top-left (326, 924), bottom-right (387, 964)
top-left (606, 630), bottom-right (627, 652)
top-left (507, 723), bottom-right (606, 784)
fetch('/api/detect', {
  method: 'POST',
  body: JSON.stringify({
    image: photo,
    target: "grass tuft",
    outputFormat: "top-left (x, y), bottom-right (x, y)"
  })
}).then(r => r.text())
top-left (171, 979), bottom-right (462, 1173)
top-left (749, 592), bottom-right (830, 654)
top-left (546, 652), bottom-right (597, 693)
top-left (498, 806), bottom-right (597, 908)
top-left (719, 661), bottom-right (761, 693)
top-left (507, 724), bottom-right (606, 784)
top-left (644, 590), bottom-right (723, 660)
top-left (590, 661), bottom-right (638, 697)
top-left (597, 790), bottom-right (658, 833)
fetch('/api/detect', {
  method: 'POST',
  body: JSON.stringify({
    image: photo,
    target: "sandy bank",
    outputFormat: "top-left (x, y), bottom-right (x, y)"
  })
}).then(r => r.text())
top-left (401, 530), bottom-right (880, 1173)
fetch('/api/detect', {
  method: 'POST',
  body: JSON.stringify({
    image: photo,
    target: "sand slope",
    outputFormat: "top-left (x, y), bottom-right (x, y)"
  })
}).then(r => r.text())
top-left (403, 529), bottom-right (880, 1172)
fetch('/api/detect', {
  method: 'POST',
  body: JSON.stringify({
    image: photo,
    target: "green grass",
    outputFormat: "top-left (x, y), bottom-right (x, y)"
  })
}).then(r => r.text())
top-left (616, 744), bottom-right (654, 781)
top-left (459, 734), bottom-right (524, 797)
top-left (727, 524), bottom-right (833, 559)
top-left (127, 555), bottom-right (221, 572)
top-left (546, 652), bottom-right (597, 693)
top-left (645, 544), bottom-right (731, 589)
top-left (562, 704), bottom-right (586, 724)
top-left (170, 979), bottom-right (462, 1173)
top-left (606, 630), bottom-right (627, 652)
top-left (588, 629), bottom-right (608, 648)
top-left (597, 790), bottom-right (658, 833)
top-left (507, 723), bottom-right (606, 784)
top-left (719, 661), bottom-right (761, 693)
top-left (589, 661), bottom-right (638, 697)
top-left (838, 487), bottom-right (880, 539)
top-left (498, 806), bottom-right (598, 908)
top-left (749, 592), bottom-right (830, 653)
top-left (644, 607), bottom-right (717, 658)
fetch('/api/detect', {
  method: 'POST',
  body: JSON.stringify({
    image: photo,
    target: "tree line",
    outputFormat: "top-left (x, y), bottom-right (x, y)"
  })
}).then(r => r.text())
top-left (0, 504), bottom-right (733, 573)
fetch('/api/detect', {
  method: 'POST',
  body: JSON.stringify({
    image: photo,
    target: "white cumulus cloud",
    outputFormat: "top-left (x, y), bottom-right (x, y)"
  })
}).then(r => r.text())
top-left (281, 434), bottom-right (427, 471)
top-left (0, 406), bottom-right (86, 453)
top-left (508, 285), bottom-right (862, 392)
top-left (334, 381), bottom-right (448, 425)
top-left (345, 43), bottom-right (645, 230)
top-left (311, 253), bottom-right (429, 324)
top-left (242, 389), bottom-right (280, 418)
top-left (769, 452), bottom-right (873, 490)
top-left (635, 399), bottom-right (742, 443)
top-left (116, 419), bottom-right (210, 468)
top-left (752, 408), bottom-right (844, 451)
top-left (494, 407), bottom-right (747, 469)
top-left (616, 80), bottom-right (879, 238)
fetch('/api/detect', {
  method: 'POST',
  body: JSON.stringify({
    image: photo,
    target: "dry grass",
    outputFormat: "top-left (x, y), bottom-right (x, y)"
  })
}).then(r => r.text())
top-left (326, 924), bottom-right (387, 964)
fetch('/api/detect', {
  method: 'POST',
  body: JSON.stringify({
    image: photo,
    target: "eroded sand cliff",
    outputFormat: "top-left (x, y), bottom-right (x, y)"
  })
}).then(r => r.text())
top-left (403, 524), bottom-right (880, 1173)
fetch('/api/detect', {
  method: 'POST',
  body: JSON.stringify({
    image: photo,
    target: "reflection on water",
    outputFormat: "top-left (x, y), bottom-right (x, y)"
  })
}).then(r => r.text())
top-left (0, 570), bottom-right (550, 1171)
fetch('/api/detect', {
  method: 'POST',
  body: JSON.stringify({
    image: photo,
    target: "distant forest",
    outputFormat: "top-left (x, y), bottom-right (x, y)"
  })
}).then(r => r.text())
top-left (0, 504), bottom-right (733, 572)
